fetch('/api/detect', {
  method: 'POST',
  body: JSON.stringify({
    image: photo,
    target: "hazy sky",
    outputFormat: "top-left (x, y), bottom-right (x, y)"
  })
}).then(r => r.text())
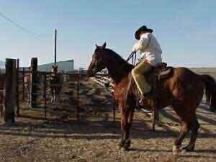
top-left (0, 0), bottom-right (216, 68)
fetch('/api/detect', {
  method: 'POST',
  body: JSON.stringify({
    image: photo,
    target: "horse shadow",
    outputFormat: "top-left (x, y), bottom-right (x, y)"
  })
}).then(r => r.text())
top-left (0, 115), bottom-right (215, 140)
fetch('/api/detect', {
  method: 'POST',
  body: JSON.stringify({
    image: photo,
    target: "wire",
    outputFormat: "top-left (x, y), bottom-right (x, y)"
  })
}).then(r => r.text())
top-left (0, 10), bottom-right (51, 37)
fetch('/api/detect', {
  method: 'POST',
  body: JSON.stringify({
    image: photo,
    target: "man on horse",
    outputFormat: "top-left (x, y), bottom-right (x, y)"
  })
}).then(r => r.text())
top-left (131, 25), bottom-right (162, 99)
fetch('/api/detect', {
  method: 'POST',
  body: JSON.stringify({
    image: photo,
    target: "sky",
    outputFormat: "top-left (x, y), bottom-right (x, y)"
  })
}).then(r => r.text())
top-left (0, 0), bottom-right (216, 68)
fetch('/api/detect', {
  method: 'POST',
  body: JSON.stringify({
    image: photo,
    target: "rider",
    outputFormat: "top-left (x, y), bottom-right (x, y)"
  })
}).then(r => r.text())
top-left (131, 25), bottom-right (162, 99)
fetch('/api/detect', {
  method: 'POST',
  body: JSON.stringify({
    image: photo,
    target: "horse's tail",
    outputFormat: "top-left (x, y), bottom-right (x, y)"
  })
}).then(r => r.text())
top-left (201, 74), bottom-right (216, 111)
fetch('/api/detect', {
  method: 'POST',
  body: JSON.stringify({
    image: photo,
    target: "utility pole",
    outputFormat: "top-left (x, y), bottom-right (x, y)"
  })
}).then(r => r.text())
top-left (54, 29), bottom-right (57, 66)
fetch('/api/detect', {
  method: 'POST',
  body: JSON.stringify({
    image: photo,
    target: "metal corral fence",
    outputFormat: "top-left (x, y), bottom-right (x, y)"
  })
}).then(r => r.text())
top-left (0, 58), bottom-right (149, 126)
top-left (92, 71), bottom-right (153, 117)
top-left (15, 58), bottom-right (115, 123)
top-left (2, 58), bottom-right (214, 129)
top-left (0, 58), bottom-right (86, 123)
top-left (17, 69), bottom-right (85, 120)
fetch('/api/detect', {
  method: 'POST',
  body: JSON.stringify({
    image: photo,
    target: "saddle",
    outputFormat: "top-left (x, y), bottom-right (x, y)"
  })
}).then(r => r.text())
top-left (133, 62), bottom-right (173, 109)
top-left (152, 62), bottom-right (173, 79)
top-left (133, 62), bottom-right (173, 94)
top-left (145, 62), bottom-right (173, 93)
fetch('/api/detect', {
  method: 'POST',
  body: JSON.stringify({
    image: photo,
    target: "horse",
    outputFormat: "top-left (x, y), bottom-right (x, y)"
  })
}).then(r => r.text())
top-left (50, 65), bottom-right (62, 103)
top-left (87, 42), bottom-right (216, 155)
top-left (0, 73), bottom-right (5, 116)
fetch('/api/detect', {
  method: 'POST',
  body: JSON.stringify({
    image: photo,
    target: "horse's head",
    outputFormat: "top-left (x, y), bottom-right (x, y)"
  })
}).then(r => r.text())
top-left (52, 65), bottom-right (58, 74)
top-left (87, 42), bottom-right (107, 77)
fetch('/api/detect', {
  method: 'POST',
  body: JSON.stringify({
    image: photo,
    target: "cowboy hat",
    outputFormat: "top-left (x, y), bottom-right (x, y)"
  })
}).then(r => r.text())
top-left (135, 25), bottom-right (153, 40)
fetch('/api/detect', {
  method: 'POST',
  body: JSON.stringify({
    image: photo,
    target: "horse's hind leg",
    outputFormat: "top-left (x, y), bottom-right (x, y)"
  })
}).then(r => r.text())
top-left (53, 90), bottom-right (56, 103)
top-left (0, 105), bottom-right (2, 117)
top-left (50, 88), bottom-right (53, 103)
top-left (183, 116), bottom-right (200, 151)
top-left (173, 120), bottom-right (190, 156)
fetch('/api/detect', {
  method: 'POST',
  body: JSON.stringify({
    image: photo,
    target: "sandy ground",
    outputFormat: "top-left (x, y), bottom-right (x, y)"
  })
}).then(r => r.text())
top-left (0, 77), bottom-right (216, 162)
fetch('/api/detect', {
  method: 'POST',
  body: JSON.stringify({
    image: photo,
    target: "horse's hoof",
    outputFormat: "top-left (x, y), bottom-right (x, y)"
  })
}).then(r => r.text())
top-left (124, 140), bottom-right (131, 148)
top-left (120, 146), bottom-right (129, 151)
top-left (120, 140), bottom-right (131, 151)
top-left (182, 145), bottom-right (195, 152)
top-left (118, 139), bottom-right (131, 150)
top-left (117, 145), bottom-right (122, 150)
top-left (181, 149), bottom-right (186, 154)
top-left (117, 141), bottom-right (125, 150)
top-left (172, 145), bottom-right (180, 156)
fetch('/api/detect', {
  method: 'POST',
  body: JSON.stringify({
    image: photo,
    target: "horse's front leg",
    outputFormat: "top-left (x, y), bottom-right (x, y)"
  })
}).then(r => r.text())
top-left (118, 103), bottom-right (127, 150)
top-left (152, 108), bottom-right (159, 131)
top-left (118, 103), bottom-right (134, 151)
top-left (124, 107), bottom-right (134, 150)
top-left (151, 100), bottom-right (160, 131)
top-left (54, 89), bottom-right (56, 103)
top-left (51, 88), bottom-right (54, 103)
top-left (57, 88), bottom-right (61, 103)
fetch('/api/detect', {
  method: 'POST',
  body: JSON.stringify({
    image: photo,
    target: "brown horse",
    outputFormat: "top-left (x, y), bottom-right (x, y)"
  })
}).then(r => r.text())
top-left (50, 65), bottom-right (62, 103)
top-left (87, 42), bottom-right (216, 155)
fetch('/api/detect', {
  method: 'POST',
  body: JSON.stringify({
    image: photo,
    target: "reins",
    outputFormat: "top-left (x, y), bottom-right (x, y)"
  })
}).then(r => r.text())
top-left (102, 51), bottom-right (137, 89)
top-left (116, 52), bottom-right (137, 72)
top-left (126, 52), bottom-right (136, 63)
top-left (123, 52), bottom-right (137, 107)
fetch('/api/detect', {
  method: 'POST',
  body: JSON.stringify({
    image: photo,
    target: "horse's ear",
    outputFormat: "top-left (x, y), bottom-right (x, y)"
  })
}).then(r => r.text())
top-left (95, 44), bottom-right (99, 48)
top-left (102, 42), bottom-right (106, 49)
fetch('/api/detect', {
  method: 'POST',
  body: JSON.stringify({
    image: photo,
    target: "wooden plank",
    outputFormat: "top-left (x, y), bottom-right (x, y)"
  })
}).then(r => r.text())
top-left (16, 59), bottom-right (20, 116)
top-left (30, 58), bottom-right (38, 108)
top-left (4, 58), bottom-right (16, 124)
top-left (43, 74), bottom-right (47, 119)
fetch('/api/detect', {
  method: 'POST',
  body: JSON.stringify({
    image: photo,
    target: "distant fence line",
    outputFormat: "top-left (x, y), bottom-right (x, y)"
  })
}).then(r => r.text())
top-left (16, 59), bottom-right (117, 123)
top-left (0, 58), bottom-right (90, 123)
top-left (1, 58), bottom-right (215, 125)
top-left (16, 58), bottom-right (89, 121)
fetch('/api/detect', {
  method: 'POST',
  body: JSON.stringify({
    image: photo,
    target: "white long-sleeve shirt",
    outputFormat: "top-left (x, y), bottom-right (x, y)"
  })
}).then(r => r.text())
top-left (132, 33), bottom-right (162, 66)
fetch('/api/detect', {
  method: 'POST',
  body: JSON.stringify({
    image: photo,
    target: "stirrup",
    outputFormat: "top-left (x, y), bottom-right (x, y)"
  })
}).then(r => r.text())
top-left (139, 97), bottom-right (144, 104)
top-left (143, 88), bottom-right (155, 99)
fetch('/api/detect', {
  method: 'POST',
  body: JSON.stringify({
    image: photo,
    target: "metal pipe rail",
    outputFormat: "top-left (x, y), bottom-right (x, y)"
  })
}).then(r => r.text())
top-left (91, 73), bottom-right (154, 119)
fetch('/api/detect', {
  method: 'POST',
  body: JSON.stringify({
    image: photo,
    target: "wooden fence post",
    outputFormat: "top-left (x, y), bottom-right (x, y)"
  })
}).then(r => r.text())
top-left (4, 58), bottom-right (17, 124)
top-left (16, 59), bottom-right (20, 116)
top-left (22, 68), bottom-right (25, 101)
top-left (76, 71), bottom-right (80, 121)
top-left (112, 93), bottom-right (116, 125)
top-left (30, 57), bottom-right (38, 108)
top-left (43, 74), bottom-right (47, 119)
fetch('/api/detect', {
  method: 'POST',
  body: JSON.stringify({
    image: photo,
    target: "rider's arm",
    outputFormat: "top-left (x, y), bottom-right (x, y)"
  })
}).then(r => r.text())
top-left (132, 34), bottom-right (150, 53)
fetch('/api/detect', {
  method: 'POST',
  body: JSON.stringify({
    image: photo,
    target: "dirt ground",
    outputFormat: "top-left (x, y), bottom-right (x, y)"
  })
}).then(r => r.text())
top-left (0, 78), bottom-right (216, 162)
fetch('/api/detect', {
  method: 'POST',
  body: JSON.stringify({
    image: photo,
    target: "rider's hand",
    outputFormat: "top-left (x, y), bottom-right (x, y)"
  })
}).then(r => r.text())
top-left (131, 51), bottom-right (136, 54)
top-left (132, 45), bottom-right (137, 54)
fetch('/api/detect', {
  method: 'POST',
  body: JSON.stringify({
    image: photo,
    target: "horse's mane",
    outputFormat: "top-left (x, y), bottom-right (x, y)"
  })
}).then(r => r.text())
top-left (105, 48), bottom-right (133, 83)
top-left (105, 48), bottom-right (133, 74)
